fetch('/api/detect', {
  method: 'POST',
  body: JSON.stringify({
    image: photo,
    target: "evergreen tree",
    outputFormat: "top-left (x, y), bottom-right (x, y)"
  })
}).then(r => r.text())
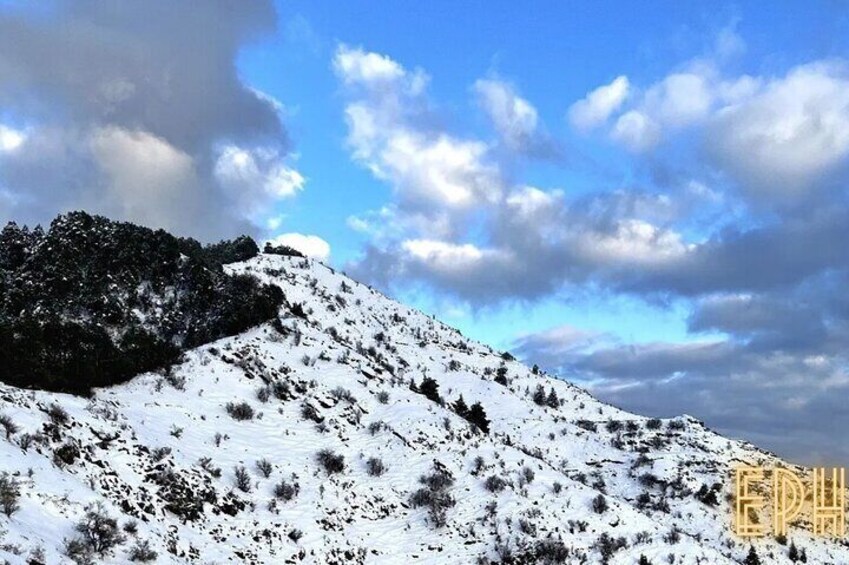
top-left (788, 541), bottom-right (799, 562)
top-left (532, 384), bottom-right (546, 405)
top-left (744, 546), bottom-right (761, 565)
top-left (419, 377), bottom-right (441, 403)
top-left (452, 395), bottom-right (469, 418)
top-left (494, 365), bottom-right (508, 386)
top-left (546, 388), bottom-right (560, 409)
top-left (466, 402), bottom-right (490, 434)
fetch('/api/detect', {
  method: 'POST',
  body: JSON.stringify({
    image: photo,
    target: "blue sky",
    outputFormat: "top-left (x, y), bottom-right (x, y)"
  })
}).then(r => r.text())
top-left (236, 1), bottom-right (736, 346)
top-left (234, 1), bottom-right (845, 348)
top-left (2, 1), bottom-right (849, 464)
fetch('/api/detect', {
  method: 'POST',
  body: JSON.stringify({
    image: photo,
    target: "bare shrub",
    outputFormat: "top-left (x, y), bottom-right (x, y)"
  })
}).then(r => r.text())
top-left (128, 539), bottom-right (157, 562)
top-left (273, 479), bottom-right (300, 501)
top-left (67, 502), bottom-right (126, 557)
top-left (0, 473), bottom-right (21, 516)
top-left (53, 441), bottom-right (80, 467)
top-left (316, 449), bottom-right (345, 474)
top-left (225, 402), bottom-right (254, 421)
top-left (256, 458), bottom-right (273, 478)
top-left (592, 493), bottom-right (609, 514)
top-left (366, 457), bottom-right (387, 476)
top-left (234, 466), bottom-right (252, 492)
top-left (485, 474), bottom-right (508, 493)
top-left (410, 466), bottom-right (455, 528)
top-left (0, 414), bottom-right (18, 439)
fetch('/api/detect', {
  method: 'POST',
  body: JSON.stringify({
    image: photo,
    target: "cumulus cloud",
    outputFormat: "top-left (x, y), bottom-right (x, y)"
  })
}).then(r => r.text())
top-left (514, 324), bottom-right (610, 367)
top-left (568, 75), bottom-right (630, 131)
top-left (574, 218), bottom-right (691, 266)
top-left (335, 46), bottom-right (733, 305)
top-left (604, 70), bottom-right (716, 151)
top-left (267, 232), bottom-right (330, 261)
top-left (610, 110), bottom-right (662, 152)
top-left (577, 53), bottom-right (849, 205)
top-left (214, 145), bottom-right (305, 221)
top-left (333, 45), bottom-right (502, 233)
top-left (337, 47), bottom-right (692, 304)
top-left (645, 72), bottom-right (714, 127)
top-left (707, 61), bottom-right (849, 199)
top-left (0, 0), bottom-right (300, 240)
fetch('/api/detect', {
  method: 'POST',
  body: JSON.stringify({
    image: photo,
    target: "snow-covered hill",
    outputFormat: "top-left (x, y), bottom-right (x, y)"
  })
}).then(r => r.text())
top-left (0, 254), bottom-right (845, 564)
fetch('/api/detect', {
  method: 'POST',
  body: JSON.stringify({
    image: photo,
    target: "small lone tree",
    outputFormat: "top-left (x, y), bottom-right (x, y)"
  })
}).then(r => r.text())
top-left (234, 466), bottom-right (252, 493)
top-left (73, 502), bottom-right (126, 555)
top-left (592, 493), bottom-right (608, 514)
top-left (788, 541), bottom-right (799, 562)
top-left (419, 377), bottom-right (441, 403)
top-left (494, 365), bottom-right (508, 386)
top-left (452, 395), bottom-right (469, 418)
top-left (466, 402), bottom-right (490, 434)
top-left (744, 546), bottom-right (761, 565)
top-left (532, 384), bottom-right (546, 405)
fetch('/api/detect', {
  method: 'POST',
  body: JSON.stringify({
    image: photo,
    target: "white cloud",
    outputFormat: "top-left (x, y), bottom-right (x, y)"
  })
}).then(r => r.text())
top-left (333, 45), bottom-right (407, 87)
top-left (585, 50), bottom-right (849, 193)
top-left (381, 131), bottom-right (499, 208)
top-left (0, 125), bottom-right (25, 152)
top-left (606, 72), bottom-right (712, 151)
top-left (334, 47), bottom-right (502, 213)
top-left (214, 144), bottom-right (304, 220)
top-left (645, 72), bottom-right (713, 127)
top-left (611, 110), bottom-right (661, 152)
top-left (474, 79), bottom-right (539, 148)
top-left (402, 239), bottom-right (509, 274)
top-left (708, 61), bottom-right (849, 197)
top-left (577, 219), bottom-right (691, 266)
top-left (515, 324), bottom-right (609, 358)
top-left (267, 232), bottom-right (330, 261)
top-left (568, 75), bottom-right (630, 131)
top-left (714, 22), bottom-right (746, 60)
top-left (504, 185), bottom-right (564, 222)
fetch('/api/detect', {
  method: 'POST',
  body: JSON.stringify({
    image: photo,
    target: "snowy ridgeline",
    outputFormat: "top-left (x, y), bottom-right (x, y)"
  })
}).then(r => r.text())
top-left (0, 254), bottom-right (844, 564)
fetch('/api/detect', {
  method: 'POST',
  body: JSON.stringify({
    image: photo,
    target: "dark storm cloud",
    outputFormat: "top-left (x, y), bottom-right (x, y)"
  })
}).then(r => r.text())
top-left (0, 0), bottom-right (290, 239)
top-left (0, 0), bottom-right (281, 150)
top-left (515, 327), bottom-right (849, 464)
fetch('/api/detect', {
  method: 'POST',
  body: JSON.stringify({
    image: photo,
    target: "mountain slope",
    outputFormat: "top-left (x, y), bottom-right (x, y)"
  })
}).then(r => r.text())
top-left (0, 253), bottom-right (845, 564)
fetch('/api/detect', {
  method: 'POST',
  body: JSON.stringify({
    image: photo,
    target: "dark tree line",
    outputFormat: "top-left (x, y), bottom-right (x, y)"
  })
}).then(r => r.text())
top-left (0, 211), bottom-right (284, 394)
top-left (263, 242), bottom-right (305, 258)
